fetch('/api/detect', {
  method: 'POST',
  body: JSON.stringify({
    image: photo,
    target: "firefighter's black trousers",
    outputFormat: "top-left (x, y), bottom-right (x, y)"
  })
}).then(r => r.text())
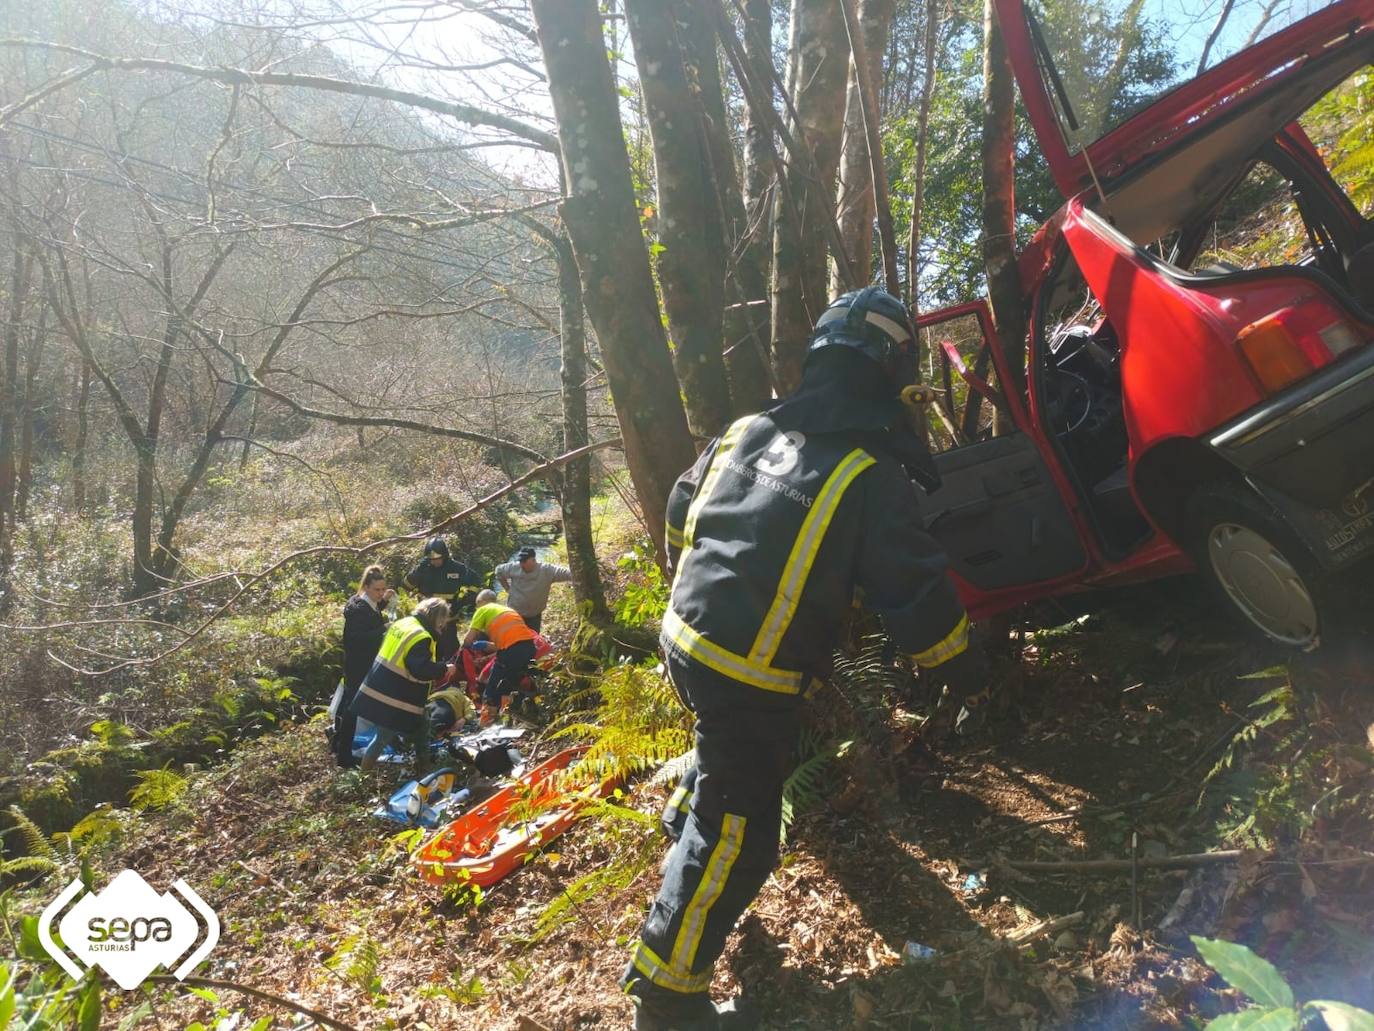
top-left (622, 647), bottom-right (800, 1006)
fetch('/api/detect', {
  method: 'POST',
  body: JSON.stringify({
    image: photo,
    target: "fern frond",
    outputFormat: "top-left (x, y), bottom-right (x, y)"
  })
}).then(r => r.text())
top-left (5, 806), bottom-right (57, 860)
top-left (0, 856), bottom-right (59, 880)
top-left (780, 738), bottom-right (852, 844)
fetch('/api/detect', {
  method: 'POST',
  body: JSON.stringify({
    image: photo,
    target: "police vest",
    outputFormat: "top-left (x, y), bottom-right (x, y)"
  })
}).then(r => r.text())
top-left (354, 616), bottom-right (436, 732)
top-left (665, 414), bottom-right (876, 695)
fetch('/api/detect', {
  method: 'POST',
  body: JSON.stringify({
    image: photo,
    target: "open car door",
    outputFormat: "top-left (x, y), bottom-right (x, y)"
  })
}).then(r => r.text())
top-left (917, 302), bottom-right (1091, 614)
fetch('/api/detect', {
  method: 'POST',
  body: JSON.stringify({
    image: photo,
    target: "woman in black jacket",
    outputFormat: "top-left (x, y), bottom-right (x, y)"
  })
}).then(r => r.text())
top-left (333, 565), bottom-right (394, 767)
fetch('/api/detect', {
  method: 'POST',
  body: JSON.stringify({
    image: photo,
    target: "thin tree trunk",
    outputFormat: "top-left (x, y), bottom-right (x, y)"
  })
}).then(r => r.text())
top-left (676, 0), bottom-right (771, 414)
top-left (839, 0), bottom-right (899, 295)
top-left (1, 240), bottom-right (32, 559)
top-left (740, 0), bottom-right (773, 267)
top-left (908, 0), bottom-right (940, 307)
top-left (981, 0), bottom-right (1027, 420)
top-left (72, 357), bottom-right (91, 515)
top-left (240, 390), bottom-right (258, 470)
top-left (16, 304), bottom-right (45, 520)
top-left (833, 0), bottom-right (896, 295)
top-left (625, 0), bottom-right (733, 438)
top-left (529, 0), bottom-right (697, 564)
top-left (553, 231), bottom-right (610, 624)
top-left (770, 0), bottom-right (851, 394)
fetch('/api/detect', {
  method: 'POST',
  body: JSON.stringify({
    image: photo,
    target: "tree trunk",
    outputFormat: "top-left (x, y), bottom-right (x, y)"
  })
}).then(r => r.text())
top-left (0, 241), bottom-right (32, 559)
top-left (16, 304), bottom-right (45, 520)
top-left (553, 231), bottom-right (611, 624)
top-left (832, 0), bottom-right (896, 295)
top-left (770, 0), bottom-right (851, 394)
top-left (529, 0), bottom-right (697, 563)
top-left (981, 0), bottom-right (1027, 419)
top-left (131, 445), bottom-right (159, 594)
top-left (677, 0), bottom-right (771, 414)
top-left (907, 0), bottom-right (940, 307)
top-left (740, 0), bottom-right (773, 270)
top-left (625, 0), bottom-right (733, 438)
top-left (72, 357), bottom-right (91, 515)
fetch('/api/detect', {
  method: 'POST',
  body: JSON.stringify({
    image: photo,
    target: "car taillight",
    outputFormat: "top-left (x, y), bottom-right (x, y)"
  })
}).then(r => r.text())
top-left (1236, 315), bottom-right (1314, 394)
top-left (1318, 321), bottom-right (1363, 357)
top-left (1235, 302), bottom-right (1368, 395)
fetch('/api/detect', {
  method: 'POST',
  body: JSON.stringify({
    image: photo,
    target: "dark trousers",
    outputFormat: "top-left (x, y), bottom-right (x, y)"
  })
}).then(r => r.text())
top-left (523, 612), bottom-right (543, 634)
top-left (622, 655), bottom-right (800, 1006)
top-left (483, 638), bottom-right (537, 705)
top-left (332, 681), bottom-right (363, 767)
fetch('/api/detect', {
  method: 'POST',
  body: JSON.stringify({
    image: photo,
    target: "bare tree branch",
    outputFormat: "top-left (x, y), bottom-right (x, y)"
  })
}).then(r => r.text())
top-left (0, 39), bottom-right (558, 151)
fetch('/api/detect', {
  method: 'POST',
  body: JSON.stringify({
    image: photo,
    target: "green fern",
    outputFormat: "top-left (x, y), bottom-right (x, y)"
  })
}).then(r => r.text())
top-left (129, 766), bottom-right (189, 812)
top-left (551, 659), bottom-right (693, 786)
top-left (781, 729), bottom-right (852, 844)
top-left (4, 806), bottom-right (57, 861)
top-left (326, 935), bottom-right (382, 997)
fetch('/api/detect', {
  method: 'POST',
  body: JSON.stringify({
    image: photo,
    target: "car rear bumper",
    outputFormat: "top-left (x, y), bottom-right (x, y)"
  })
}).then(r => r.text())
top-left (1209, 344), bottom-right (1374, 570)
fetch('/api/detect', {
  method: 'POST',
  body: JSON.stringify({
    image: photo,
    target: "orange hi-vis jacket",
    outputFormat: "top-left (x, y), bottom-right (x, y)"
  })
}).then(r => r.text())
top-left (469, 603), bottom-right (538, 650)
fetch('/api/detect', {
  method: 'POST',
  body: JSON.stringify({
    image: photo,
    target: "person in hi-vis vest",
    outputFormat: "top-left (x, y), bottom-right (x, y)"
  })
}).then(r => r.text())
top-left (350, 597), bottom-right (453, 773)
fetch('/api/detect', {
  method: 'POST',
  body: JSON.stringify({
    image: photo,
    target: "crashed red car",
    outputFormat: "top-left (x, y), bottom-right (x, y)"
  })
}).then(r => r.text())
top-left (918, 0), bottom-right (1374, 648)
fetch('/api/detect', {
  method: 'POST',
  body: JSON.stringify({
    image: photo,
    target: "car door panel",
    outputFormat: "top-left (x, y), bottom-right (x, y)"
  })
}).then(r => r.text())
top-left (924, 433), bottom-right (1087, 591)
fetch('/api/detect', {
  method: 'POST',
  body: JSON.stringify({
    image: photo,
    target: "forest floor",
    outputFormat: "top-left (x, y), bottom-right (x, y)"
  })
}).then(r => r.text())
top-left (34, 578), bottom-right (1374, 1031)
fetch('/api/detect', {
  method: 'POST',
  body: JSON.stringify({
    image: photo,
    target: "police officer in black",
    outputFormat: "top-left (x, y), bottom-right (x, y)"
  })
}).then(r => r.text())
top-left (404, 536), bottom-right (480, 659)
top-left (622, 288), bottom-right (988, 1030)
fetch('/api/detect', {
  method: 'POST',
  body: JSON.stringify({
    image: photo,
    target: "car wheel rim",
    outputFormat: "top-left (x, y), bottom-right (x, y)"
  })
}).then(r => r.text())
top-left (1207, 522), bottom-right (1318, 646)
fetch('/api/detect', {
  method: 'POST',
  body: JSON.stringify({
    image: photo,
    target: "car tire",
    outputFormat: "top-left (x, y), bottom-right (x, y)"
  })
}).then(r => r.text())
top-left (1185, 482), bottom-right (1331, 650)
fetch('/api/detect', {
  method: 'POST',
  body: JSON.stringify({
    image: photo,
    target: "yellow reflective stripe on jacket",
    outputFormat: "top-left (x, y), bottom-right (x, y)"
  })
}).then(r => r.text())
top-left (749, 448), bottom-right (874, 665)
top-left (671, 813), bottom-right (746, 974)
top-left (375, 617), bottom-right (432, 682)
top-left (665, 522), bottom-right (685, 550)
top-left (681, 416), bottom-right (755, 552)
top-left (357, 683), bottom-right (425, 715)
top-left (911, 612), bottom-right (970, 668)
top-left (630, 941), bottom-right (712, 994)
top-left (662, 608), bottom-right (805, 694)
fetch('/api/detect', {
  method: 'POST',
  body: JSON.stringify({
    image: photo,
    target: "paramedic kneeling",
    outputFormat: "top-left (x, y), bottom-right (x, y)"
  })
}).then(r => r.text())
top-left (463, 589), bottom-right (539, 726)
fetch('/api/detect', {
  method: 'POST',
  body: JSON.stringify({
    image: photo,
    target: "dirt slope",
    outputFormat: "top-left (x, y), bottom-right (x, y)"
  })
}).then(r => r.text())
top-left (58, 581), bottom-right (1374, 1030)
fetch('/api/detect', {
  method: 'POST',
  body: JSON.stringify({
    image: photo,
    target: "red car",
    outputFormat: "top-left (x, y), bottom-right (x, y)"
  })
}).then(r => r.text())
top-left (919, 0), bottom-right (1374, 648)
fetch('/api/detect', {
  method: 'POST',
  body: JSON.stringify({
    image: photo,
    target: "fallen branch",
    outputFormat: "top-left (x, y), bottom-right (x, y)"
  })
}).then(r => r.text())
top-left (145, 975), bottom-right (358, 1031)
top-left (946, 910), bottom-right (1085, 960)
top-left (1002, 851), bottom-right (1243, 874)
top-left (1005, 910), bottom-right (1084, 946)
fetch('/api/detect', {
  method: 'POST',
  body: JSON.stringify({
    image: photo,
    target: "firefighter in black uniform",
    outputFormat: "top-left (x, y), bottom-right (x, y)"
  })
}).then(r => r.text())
top-left (622, 288), bottom-right (988, 1030)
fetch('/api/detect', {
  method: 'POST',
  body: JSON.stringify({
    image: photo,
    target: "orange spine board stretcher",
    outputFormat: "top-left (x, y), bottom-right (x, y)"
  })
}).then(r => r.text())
top-left (412, 745), bottom-right (623, 888)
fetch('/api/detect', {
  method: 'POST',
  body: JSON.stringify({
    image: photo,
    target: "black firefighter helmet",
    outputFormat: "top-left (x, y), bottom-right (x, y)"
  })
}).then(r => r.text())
top-left (806, 286), bottom-right (918, 389)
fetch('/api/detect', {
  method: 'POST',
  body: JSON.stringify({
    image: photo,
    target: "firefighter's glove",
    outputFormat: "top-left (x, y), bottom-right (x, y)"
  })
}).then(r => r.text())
top-left (922, 646), bottom-right (991, 745)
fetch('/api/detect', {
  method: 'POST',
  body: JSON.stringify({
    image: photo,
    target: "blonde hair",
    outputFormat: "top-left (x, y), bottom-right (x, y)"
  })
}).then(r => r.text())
top-left (413, 596), bottom-right (450, 631)
top-left (359, 564), bottom-right (386, 591)
top-left (475, 589), bottom-right (498, 606)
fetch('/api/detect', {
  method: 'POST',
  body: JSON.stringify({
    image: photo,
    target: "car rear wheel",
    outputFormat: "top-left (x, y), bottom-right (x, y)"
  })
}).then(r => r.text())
top-left (1185, 483), bottom-right (1326, 649)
